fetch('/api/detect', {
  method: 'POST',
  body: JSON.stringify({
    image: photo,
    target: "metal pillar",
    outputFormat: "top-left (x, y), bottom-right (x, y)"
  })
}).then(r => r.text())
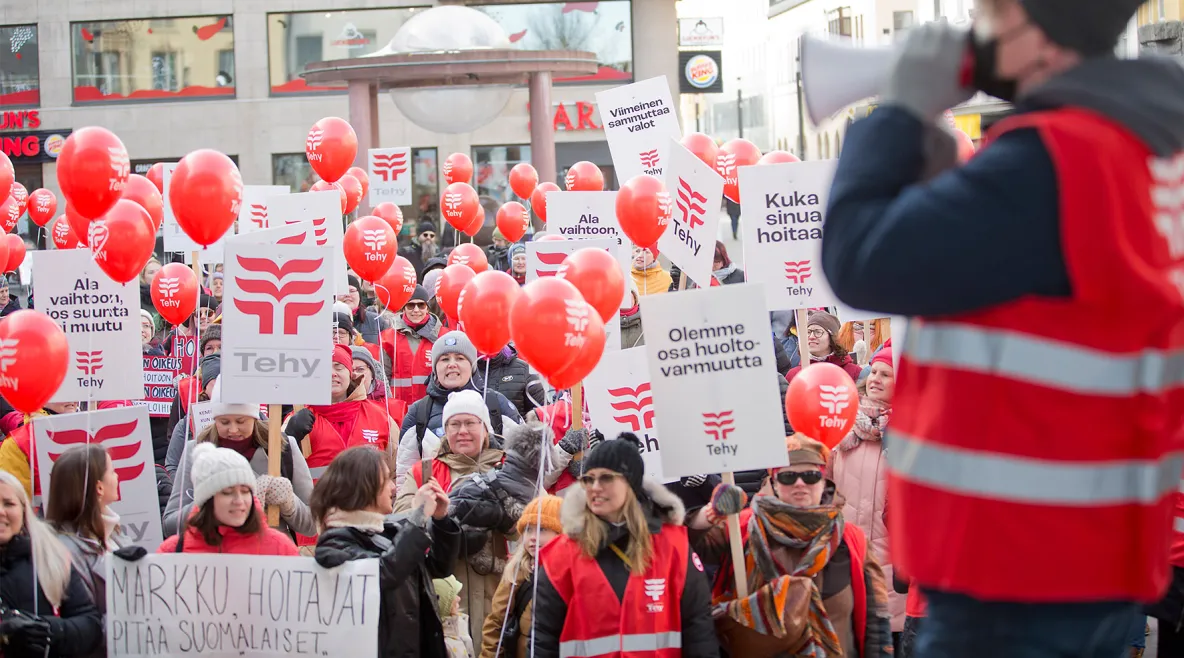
top-left (529, 71), bottom-right (557, 186)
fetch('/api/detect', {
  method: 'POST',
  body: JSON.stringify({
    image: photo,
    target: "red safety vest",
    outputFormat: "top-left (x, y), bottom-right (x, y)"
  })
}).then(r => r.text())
top-left (382, 327), bottom-right (434, 407)
top-left (889, 108), bottom-right (1184, 602)
top-left (541, 525), bottom-right (689, 658)
top-left (410, 459), bottom-right (454, 492)
top-left (1171, 478), bottom-right (1184, 568)
top-left (303, 401), bottom-right (392, 480)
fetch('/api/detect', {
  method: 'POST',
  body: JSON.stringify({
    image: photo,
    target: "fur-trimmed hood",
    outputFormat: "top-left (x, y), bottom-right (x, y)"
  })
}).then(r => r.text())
top-left (560, 477), bottom-right (685, 536)
top-left (502, 419), bottom-right (545, 472)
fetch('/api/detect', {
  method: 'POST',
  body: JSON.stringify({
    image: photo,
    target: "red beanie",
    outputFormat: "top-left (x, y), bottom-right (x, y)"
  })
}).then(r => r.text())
top-left (646, 244), bottom-right (659, 260)
top-left (333, 344), bottom-right (353, 370)
top-left (871, 347), bottom-right (893, 370)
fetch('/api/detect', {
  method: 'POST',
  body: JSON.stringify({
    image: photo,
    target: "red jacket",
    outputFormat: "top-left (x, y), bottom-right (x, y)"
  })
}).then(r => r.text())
top-left (410, 459), bottom-right (455, 492)
top-left (534, 400), bottom-right (578, 494)
top-left (159, 504), bottom-right (299, 555)
top-left (542, 525), bottom-right (690, 658)
top-left (381, 327), bottom-right (434, 407)
top-left (1171, 481), bottom-right (1184, 568)
top-left (785, 353), bottom-right (863, 384)
top-left (890, 108), bottom-right (1184, 602)
top-left (303, 399), bottom-right (394, 479)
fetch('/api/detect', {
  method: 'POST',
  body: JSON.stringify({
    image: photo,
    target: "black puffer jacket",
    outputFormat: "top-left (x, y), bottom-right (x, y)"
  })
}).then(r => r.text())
top-left (314, 511), bottom-right (462, 658)
top-left (449, 420), bottom-right (547, 537)
top-left (0, 535), bottom-right (103, 658)
top-left (475, 345), bottom-right (546, 417)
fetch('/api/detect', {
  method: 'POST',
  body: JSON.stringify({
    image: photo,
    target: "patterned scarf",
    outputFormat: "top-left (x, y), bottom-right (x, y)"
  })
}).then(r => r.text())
top-left (739, 494), bottom-right (845, 656)
top-left (838, 398), bottom-right (891, 451)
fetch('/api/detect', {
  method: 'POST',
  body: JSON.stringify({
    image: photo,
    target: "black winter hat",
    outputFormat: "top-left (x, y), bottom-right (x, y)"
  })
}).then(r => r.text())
top-left (347, 273), bottom-right (362, 293)
top-left (583, 433), bottom-right (646, 499)
top-left (1019, 0), bottom-right (1142, 55)
top-left (418, 220), bottom-right (438, 236)
top-left (199, 324), bottom-right (221, 355)
top-left (409, 285), bottom-right (431, 304)
top-left (199, 353), bottom-right (221, 391)
top-left (333, 312), bottom-right (356, 336)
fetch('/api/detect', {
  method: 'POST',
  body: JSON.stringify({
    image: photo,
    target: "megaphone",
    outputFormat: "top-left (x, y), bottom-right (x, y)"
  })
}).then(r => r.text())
top-left (800, 34), bottom-right (893, 126)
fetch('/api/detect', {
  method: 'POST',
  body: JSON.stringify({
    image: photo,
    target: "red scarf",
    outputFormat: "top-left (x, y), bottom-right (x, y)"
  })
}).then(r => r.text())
top-left (219, 436), bottom-right (258, 461)
top-left (308, 399), bottom-right (364, 443)
top-left (402, 312), bottom-right (429, 330)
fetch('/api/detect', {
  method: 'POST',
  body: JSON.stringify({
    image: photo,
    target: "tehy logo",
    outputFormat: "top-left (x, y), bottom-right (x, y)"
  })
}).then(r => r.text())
top-left (644, 578), bottom-right (666, 613)
top-left (5, 201), bottom-right (19, 225)
top-left (371, 151), bottom-right (408, 182)
top-left (534, 250), bottom-right (568, 277)
top-left (362, 229), bottom-right (387, 253)
top-left (716, 153), bottom-right (737, 187)
top-left (75, 350), bottom-right (104, 376)
top-left (640, 150), bottom-right (660, 170)
top-left (442, 160), bottom-right (453, 179)
top-left (306, 128), bottom-right (324, 156)
top-left (563, 299), bottom-right (590, 347)
top-left (108, 146), bottom-right (130, 190)
top-left (676, 178), bottom-right (707, 229)
top-left (655, 192), bottom-right (674, 229)
top-left (53, 218), bottom-right (70, 242)
top-left (819, 384), bottom-right (852, 420)
top-left (249, 203), bottom-right (268, 229)
top-left (606, 383), bottom-right (654, 432)
top-left (785, 260), bottom-right (813, 284)
top-left (157, 277), bottom-right (180, 306)
top-left (89, 222), bottom-right (110, 262)
top-left (1151, 152), bottom-right (1184, 259)
top-left (46, 420), bottom-right (143, 500)
top-left (34, 194), bottom-right (51, 214)
top-left (443, 193), bottom-right (462, 212)
top-left (232, 255), bottom-right (326, 335)
top-left (0, 338), bottom-right (19, 385)
top-left (282, 217), bottom-right (328, 246)
top-left (361, 429), bottom-right (379, 444)
top-left (424, 347), bottom-right (433, 370)
top-left (702, 410), bottom-right (735, 441)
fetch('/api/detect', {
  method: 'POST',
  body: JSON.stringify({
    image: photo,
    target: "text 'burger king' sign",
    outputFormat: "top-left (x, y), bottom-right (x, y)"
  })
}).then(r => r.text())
top-left (679, 51), bottom-right (723, 94)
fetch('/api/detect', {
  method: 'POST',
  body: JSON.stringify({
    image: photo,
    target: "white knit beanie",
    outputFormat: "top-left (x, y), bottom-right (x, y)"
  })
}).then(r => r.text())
top-left (441, 389), bottom-right (493, 439)
top-left (210, 375), bottom-right (260, 419)
top-left (190, 442), bottom-right (257, 509)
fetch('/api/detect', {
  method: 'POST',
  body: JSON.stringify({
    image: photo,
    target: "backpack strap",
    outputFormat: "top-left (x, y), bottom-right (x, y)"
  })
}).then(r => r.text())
top-left (486, 397), bottom-right (504, 436)
top-left (281, 442), bottom-right (294, 482)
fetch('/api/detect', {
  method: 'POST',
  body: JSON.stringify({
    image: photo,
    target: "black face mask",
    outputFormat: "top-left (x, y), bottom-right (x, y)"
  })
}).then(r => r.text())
top-left (970, 33), bottom-right (1019, 103)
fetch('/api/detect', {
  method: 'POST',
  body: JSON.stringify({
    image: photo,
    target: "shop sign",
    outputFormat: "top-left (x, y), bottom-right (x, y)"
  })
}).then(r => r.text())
top-left (2, 130), bottom-right (72, 164)
top-left (0, 110), bottom-right (41, 131)
top-left (679, 18), bottom-right (724, 48)
top-left (527, 101), bottom-right (603, 132)
top-left (679, 51), bottom-right (723, 94)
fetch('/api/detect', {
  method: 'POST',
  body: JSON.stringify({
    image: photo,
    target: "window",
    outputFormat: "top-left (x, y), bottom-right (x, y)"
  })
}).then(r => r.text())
top-left (1160, 0), bottom-right (1166, 20)
top-left (1, 25), bottom-right (40, 107)
top-left (827, 8), bottom-right (853, 37)
top-left (474, 145), bottom-right (531, 227)
top-left (71, 16), bottom-right (235, 102)
top-left (268, 2), bottom-right (633, 95)
top-left (894, 11), bottom-right (914, 31)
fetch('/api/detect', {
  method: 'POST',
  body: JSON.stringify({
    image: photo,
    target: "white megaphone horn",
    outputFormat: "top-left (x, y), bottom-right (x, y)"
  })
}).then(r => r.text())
top-left (800, 34), bottom-right (894, 126)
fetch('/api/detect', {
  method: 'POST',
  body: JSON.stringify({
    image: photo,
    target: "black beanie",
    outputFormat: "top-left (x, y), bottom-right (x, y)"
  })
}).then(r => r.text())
top-left (583, 434), bottom-right (646, 499)
top-left (409, 285), bottom-right (430, 304)
top-left (1019, 0), bottom-right (1141, 55)
top-left (333, 312), bottom-right (356, 336)
top-left (199, 353), bottom-right (221, 391)
top-left (199, 324), bottom-right (221, 355)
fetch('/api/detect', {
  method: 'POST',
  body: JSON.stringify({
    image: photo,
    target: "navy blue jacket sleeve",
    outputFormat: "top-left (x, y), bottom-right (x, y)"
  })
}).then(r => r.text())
top-left (821, 106), bottom-right (1071, 316)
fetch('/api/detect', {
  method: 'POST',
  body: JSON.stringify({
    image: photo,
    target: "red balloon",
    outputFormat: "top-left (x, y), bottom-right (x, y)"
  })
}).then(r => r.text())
top-left (530, 182), bottom-right (560, 223)
top-left (65, 202), bottom-right (91, 246)
top-left (496, 201), bottom-right (530, 243)
top-left (547, 303), bottom-right (606, 390)
top-left (681, 133), bottom-right (720, 169)
top-left (50, 215), bottom-right (80, 250)
top-left (955, 129), bottom-right (976, 163)
top-left (759, 150), bottom-right (801, 165)
top-left (57, 127), bottom-right (130, 220)
top-left (440, 182), bottom-right (481, 233)
top-left (3, 235), bottom-right (24, 274)
top-left (786, 362), bottom-right (860, 449)
top-left (145, 162), bottom-right (165, 193)
top-left (445, 243), bottom-right (486, 273)
top-left (89, 199), bottom-right (156, 284)
top-left (510, 278), bottom-right (589, 379)
top-left (564, 161), bottom-right (604, 192)
top-left (556, 247), bottom-right (625, 323)
top-left (442, 153), bottom-right (473, 185)
top-left (374, 256), bottom-right (418, 310)
top-left (310, 179), bottom-right (347, 215)
top-left (343, 215), bottom-right (397, 283)
top-left (10, 183), bottom-right (27, 218)
top-left (0, 310), bottom-right (70, 414)
top-left (121, 174), bottom-right (164, 232)
top-left (0, 234), bottom-right (10, 271)
top-left (537, 234), bottom-right (567, 242)
top-left (509, 162), bottom-right (538, 200)
top-left (716, 138), bottom-right (762, 203)
top-left (347, 166), bottom-right (370, 199)
top-left (0, 196), bottom-right (21, 233)
top-left (615, 174), bottom-right (673, 249)
top-left (437, 264), bottom-right (476, 320)
top-left (151, 263), bottom-right (199, 326)
top-left (458, 270), bottom-right (523, 355)
top-left (27, 188), bottom-right (56, 227)
top-left (0, 151), bottom-right (12, 201)
top-left (373, 202), bottom-right (404, 234)
top-left (169, 149), bottom-right (243, 246)
top-left (338, 174), bottom-right (363, 215)
top-left (306, 117), bottom-right (357, 184)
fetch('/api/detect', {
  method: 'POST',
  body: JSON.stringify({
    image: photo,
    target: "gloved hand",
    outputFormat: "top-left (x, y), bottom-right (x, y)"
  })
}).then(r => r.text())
top-left (0, 614), bottom-right (51, 652)
top-left (587, 429), bottom-right (605, 450)
top-left (681, 474), bottom-right (709, 489)
top-left (883, 21), bottom-right (975, 121)
top-left (264, 476), bottom-right (298, 516)
top-left (705, 483), bottom-right (747, 525)
top-left (558, 428), bottom-right (586, 455)
top-left (255, 474), bottom-right (275, 500)
top-left (113, 545), bottom-right (148, 562)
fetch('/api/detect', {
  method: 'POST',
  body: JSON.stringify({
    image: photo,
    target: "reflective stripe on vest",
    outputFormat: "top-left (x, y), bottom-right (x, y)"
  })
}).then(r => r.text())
top-left (390, 376), bottom-right (430, 386)
top-left (309, 466), bottom-right (328, 479)
top-left (559, 632), bottom-right (682, 658)
top-left (887, 428), bottom-right (1184, 506)
top-left (907, 321), bottom-right (1184, 396)
top-left (1175, 517), bottom-right (1184, 533)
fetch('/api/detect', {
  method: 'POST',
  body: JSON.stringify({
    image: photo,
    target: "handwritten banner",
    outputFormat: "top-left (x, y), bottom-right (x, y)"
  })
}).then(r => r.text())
top-left (107, 553), bottom-right (380, 657)
top-left (137, 355), bottom-right (183, 418)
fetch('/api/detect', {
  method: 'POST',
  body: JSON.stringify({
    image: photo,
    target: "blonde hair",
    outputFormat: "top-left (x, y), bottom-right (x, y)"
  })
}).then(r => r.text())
top-left (576, 487), bottom-right (653, 576)
top-left (0, 470), bottom-right (73, 608)
top-left (502, 540), bottom-right (534, 586)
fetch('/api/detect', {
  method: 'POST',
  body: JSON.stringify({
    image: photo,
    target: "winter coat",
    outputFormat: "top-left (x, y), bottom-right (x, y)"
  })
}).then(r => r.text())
top-left (394, 376), bottom-right (521, 491)
top-left (163, 436), bottom-right (316, 538)
top-left (773, 334), bottom-right (793, 377)
top-left (481, 564), bottom-right (535, 658)
top-left (158, 504), bottom-right (299, 555)
top-left (54, 522), bottom-right (126, 617)
top-left (155, 465), bottom-right (171, 513)
top-left (620, 309), bottom-right (645, 349)
top-left (315, 510), bottom-right (462, 658)
top-left (786, 352), bottom-right (863, 384)
top-left (0, 534), bottom-right (104, 658)
top-left (381, 312), bottom-right (442, 382)
top-left (0, 295), bottom-right (22, 317)
top-left (353, 306), bottom-right (389, 344)
top-left (532, 479), bottom-right (720, 658)
top-left (444, 613), bottom-right (475, 658)
top-left (475, 345), bottom-right (546, 418)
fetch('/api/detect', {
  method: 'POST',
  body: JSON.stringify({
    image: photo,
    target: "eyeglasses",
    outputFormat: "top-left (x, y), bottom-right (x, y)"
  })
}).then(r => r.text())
top-left (579, 472), bottom-right (624, 488)
top-left (806, 329), bottom-right (828, 339)
top-left (420, 232), bottom-right (437, 240)
top-left (445, 419), bottom-right (484, 432)
top-left (775, 470), bottom-right (824, 486)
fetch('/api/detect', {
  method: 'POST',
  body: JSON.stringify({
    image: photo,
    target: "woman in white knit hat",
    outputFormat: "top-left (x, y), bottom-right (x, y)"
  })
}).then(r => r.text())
top-left (162, 376), bottom-right (316, 539)
top-left (157, 443), bottom-right (298, 555)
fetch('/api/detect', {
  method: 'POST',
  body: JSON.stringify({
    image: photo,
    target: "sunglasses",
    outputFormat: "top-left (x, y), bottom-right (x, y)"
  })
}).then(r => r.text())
top-left (579, 472), bottom-right (624, 488)
top-left (775, 470), bottom-right (824, 486)
top-left (404, 301), bottom-right (428, 310)
top-left (420, 232), bottom-right (437, 240)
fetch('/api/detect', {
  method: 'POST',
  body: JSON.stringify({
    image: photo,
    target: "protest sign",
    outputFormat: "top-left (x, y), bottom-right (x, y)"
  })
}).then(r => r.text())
top-left (237, 185), bottom-right (292, 236)
top-left (545, 191), bottom-right (633, 288)
top-left (660, 139), bottom-right (724, 288)
top-left (583, 347), bottom-right (668, 480)
top-left (33, 249), bottom-right (143, 403)
top-left (107, 553), bottom-right (380, 657)
top-left (188, 400), bottom-right (216, 436)
top-left (33, 406), bottom-right (163, 549)
top-left (173, 334), bottom-right (198, 376)
top-left (595, 77), bottom-right (682, 182)
top-left (641, 284), bottom-right (788, 478)
top-left (739, 160), bottom-right (839, 312)
top-left (368, 147), bottom-right (413, 206)
top-left (266, 191), bottom-right (348, 294)
top-left (221, 241), bottom-right (333, 404)
top-left (231, 221), bottom-right (318, 247)
top-left (137, 355), bottom-right (184, 418)
top-left (524, 237), bottom-right (622, 350)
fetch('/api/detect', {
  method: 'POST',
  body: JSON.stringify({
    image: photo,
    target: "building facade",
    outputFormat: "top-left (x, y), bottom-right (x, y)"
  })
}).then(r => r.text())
top-left (1137, 0), bottom-right (1183, 56)
top-left (0, 0), bottom-right (677, 243)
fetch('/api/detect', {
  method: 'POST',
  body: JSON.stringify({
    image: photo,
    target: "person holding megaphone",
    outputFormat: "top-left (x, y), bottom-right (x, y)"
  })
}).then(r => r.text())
top-left (820, 0), bottom-right (1184, 656)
